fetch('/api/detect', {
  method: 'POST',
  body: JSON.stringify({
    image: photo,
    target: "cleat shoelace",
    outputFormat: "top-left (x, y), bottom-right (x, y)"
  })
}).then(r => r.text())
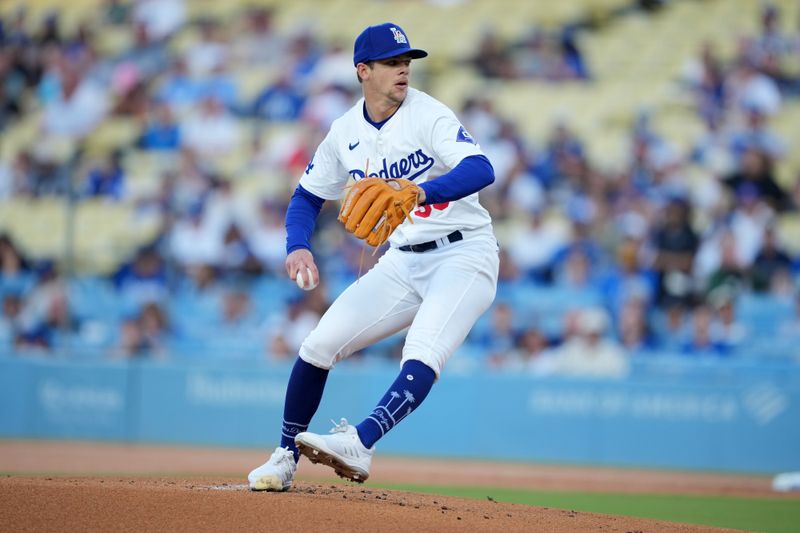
top-left (329, 418), bottom-right (350, 433)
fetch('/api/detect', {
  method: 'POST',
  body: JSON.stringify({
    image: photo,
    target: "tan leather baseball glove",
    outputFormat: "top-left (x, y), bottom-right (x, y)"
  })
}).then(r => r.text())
top-left (338, 177), bottom-right (421, 247)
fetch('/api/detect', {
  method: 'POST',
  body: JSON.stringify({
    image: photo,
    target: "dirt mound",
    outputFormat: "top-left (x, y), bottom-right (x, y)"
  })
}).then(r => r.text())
top-left (0, 477), bottom-right (740, 532)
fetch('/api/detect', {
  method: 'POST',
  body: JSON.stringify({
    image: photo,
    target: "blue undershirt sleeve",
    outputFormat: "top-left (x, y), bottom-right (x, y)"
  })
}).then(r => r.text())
top-left (285, 184), bottom-right (325, 254)
top-left (417, 154), bottom-right (495, 205)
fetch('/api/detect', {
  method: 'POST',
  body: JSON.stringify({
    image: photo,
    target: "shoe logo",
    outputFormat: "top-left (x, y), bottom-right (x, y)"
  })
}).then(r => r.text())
top-left (349, 140), bottom-right (360, 151)
top-left (406, 374), bottom-right (414, 381)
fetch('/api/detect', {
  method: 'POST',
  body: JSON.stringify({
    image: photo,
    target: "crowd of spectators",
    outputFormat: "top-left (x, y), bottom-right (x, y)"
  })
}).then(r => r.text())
top-left (1, 1), bottom-right (799, 376)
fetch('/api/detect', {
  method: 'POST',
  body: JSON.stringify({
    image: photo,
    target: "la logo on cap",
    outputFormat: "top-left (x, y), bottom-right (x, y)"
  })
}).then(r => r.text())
top-left (390, 27), bottom-right (407, 44)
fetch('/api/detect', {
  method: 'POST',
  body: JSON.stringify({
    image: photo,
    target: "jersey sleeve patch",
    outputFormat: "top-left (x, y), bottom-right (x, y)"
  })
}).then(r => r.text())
top-left (456, 125), bottom-right (476, 144)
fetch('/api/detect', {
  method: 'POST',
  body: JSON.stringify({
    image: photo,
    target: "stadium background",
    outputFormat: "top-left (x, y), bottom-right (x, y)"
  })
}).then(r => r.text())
top-left (1, 0), bottom-right (800, 494)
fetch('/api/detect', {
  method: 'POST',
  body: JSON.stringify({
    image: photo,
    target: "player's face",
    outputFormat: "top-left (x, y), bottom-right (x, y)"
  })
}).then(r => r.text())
top-left (365, 54), bottom-right (412, 105)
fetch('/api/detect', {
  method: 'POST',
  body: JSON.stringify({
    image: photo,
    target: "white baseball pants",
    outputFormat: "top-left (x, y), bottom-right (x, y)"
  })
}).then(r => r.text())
top-left (299, 232), bottom-right (499, 376)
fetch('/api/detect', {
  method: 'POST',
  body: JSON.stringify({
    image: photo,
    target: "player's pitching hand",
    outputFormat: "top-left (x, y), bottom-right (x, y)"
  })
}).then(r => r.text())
top-left (286, 249), bottom-right (319, 291)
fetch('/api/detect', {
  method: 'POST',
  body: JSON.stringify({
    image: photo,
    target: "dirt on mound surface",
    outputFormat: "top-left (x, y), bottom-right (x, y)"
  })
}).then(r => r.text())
top-left (0, 440), bottom-right (783, 499)
top-left (1, 440), bottom-right (789, 532)
top-left (0, 476), bottom-right (741, 532)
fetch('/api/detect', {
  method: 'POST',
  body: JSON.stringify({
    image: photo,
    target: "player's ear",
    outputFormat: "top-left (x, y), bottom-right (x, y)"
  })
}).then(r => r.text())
top-left (356, 62), bottom-right (373, 83)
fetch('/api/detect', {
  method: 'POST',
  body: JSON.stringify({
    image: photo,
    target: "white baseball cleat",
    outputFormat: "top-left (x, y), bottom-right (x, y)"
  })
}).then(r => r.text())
top-left (295, 418), bottom-right (374, 483)
top-left (248, 446), bottom-right (297, 491)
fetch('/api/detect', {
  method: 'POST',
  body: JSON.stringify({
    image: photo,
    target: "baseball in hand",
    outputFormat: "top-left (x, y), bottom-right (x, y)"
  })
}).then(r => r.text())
top-left (295, 267), bottom-right (317, 291)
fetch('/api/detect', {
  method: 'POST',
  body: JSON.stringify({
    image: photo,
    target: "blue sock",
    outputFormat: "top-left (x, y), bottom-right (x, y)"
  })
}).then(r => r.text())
top-left (280, 357), bottom-right (329, 462)
top-left (356, 360), bottom-right (436, 449)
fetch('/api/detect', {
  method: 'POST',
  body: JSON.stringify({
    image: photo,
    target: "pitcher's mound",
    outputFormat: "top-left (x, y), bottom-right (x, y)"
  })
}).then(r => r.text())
top-left (0, 477), bottom-right (739, 532)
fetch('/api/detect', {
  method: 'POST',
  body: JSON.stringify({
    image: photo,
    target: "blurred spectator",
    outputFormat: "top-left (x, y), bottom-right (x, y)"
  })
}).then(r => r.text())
top-left (251, 73), bottom-right (306, 122)
top-left (0, 292), bottom-right (23, 348)
top-left (680, 304), bottom-right (728, 356)
top-left (168, 201), bottom-right (223, 274)
top-left (132, 0), bottom-right (186, 42)
top-left (722, 148), bottom-right (788, 210)
top-left (110, 20), bottom-right (168, 97)
top-left (36, 11), bottom-right (62, 47)
top-left (232, 6), bottom-right (284, 67)
top-left (554, 247), bottom-right (594, 289)
top-left (200, 63), bottom-right (238, 109)
top-left (479, 119), bottom-right (527, 218)
top-left (511, 27), bottom-right (587, 81)
top-left (504, 326), bottom-right (555, 374)
top-left (113, 301), bottom-right (170, 359)
top-left (534, 118), bottom-right (586, 190)
top-left (112, 77), bottom-right (150, 118)
top-left (506, 207), bottom-right (567, 282)
top-left (651, 198), bottom-right (699, 307)
top-left (748, 3), bottom-right (800, 94)
top-left (138, 101), bottom-right (181, 150)
top-left (156, 57), bottom-right (203, 113)
top-left (709, 287), bottom-right (748, 352)
top-left (310, 42), bottom-right (360, 91)
top-left (0, 51), bottom-right (23, 130)
top-left (266, 294), bottom-right (321, 361)
top-left (248, 199), bottom-right (289, 276)
top-left (725, 56), bottom-right (781, 116)
top-left (81, 150), bottom-right (125, 200)
top-left (1, 152), bottom-right (36, 198)
top-left (470, 29), bottom-right (515, 79)
top-left (171, 148), bottom-right (214, 213)
top-left (652, 301), bottom-right (689, 352)
top-left (728, 184), bottom-right (774, 267)
top-left (16, 261), bottom-right (76, 352)
top-left (4, 8), bottom-right (32, 48)
top-left (219, 287), bottom-right (258, 329)
top-left (470, 301), bottom-right (519, 366)
top-left (704, 230), bottom-right (746, 296)
top-left (301, 83), bottom-right (355, 131)
top-left (180, 95), bottom-right (240, 156)
top-left (460, 96), bottom-right (502, 146)
top-left (114, 316), bottom-right (152, 358)
top-left (137, 300), bottom-right (171, 354)
top-left (182, 263), bottom-right (218, 294)
top-left (0, 233), bottom-right (31, 284)
top-left (202, 178), bottom-right (238, 242)
top-left (63, 22), bottom-right (97, 72)
top-left (551, 218), bottom-right (603, 285)
top-left (728, 105), bottom-right (785, 163)
top-left (283, 29), bottom-right (323, 92)
top-left (217, 222), bottom-right (262, 278)
top-left (549, 308), bottom-right (629, 378)
top-left (41, 64), bottom-right (109, 138)
top-left (682, 42), bottom-right (726, 124)
top-left (558, 26), bottom-right (589, 80)
top-left (185, 19), bottom-right (229, 77)
top-left (112, 245), bottom-right (169, 307)
top-left (748, 225), bottom-right (792, 292)
top-left (617, 296), bottom-right (655, 354)
top-left (601, 236), bottom-right (656, 317)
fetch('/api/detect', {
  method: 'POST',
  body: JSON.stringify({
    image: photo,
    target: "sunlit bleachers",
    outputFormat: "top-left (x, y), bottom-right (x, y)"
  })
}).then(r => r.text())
top-left (2, 0), bottom-right (799, 363)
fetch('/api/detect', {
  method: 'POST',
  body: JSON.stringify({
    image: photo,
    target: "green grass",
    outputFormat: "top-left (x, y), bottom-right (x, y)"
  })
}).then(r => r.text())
top-left (373, 483), bottom-right (800, 533)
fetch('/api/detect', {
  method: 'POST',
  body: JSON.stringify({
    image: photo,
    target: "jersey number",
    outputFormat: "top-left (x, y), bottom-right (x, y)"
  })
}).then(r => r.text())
top-left (413, 202), bottom-right (450, 218)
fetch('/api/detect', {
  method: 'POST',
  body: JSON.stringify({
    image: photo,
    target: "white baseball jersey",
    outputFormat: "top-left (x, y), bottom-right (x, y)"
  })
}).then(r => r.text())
top-left (299, 87), bottom-right (493, 247)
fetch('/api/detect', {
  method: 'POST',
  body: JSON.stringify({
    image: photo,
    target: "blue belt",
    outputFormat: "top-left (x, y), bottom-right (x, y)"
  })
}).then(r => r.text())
top-left (398, 230), bottom-right (463, 253)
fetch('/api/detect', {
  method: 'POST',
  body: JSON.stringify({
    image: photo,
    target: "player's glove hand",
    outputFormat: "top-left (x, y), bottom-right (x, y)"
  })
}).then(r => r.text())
top-left (338, 177), bottom-right (421, 247)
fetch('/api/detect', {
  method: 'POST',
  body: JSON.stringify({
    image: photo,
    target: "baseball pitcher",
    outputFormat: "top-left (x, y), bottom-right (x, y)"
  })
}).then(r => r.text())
top-left (249, 22), bottom-right (499, 491)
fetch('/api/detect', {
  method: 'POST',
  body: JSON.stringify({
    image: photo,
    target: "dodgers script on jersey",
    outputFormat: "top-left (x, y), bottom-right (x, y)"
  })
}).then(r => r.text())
top-left (299, 88), bottom-right (493, 247)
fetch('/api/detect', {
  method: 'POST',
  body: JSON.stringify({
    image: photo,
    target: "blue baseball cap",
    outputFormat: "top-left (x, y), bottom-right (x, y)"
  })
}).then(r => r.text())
top-left (353, 23), bottom-right (428, 66)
